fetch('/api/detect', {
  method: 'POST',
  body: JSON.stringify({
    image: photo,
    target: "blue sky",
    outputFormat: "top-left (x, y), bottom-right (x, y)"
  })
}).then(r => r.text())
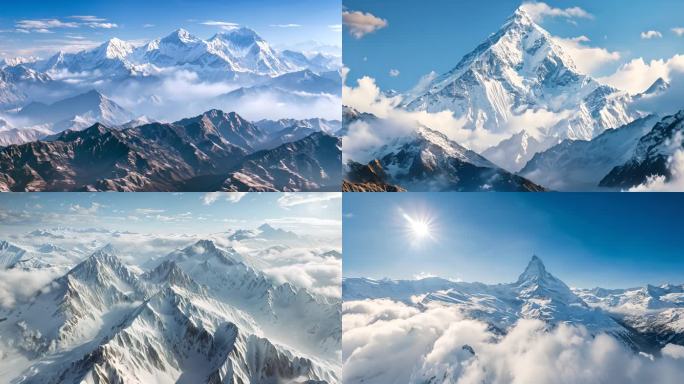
top-left (343, 0), bottom-right (684, 91)
top-left (0, 192), bottom-right (341, 236)
top-left (0, 0), bottom-right (341, 58)
top-left (343, 193), bottom-right (684, 289)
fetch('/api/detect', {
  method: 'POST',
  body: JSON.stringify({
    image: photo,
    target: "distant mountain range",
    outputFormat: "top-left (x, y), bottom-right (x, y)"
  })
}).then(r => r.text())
top-left (0, 27), bottom-right (341, 148)
top-left (0, 107), bottom-right (341, 191)
top-left (344, 256), bottom-right (684, 354)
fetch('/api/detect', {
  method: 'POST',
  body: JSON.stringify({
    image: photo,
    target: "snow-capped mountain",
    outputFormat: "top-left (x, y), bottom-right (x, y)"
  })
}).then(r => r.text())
top-left (519, 115), bottom-right (660, 191)
top-left (344, 255), bottom-right (683, 352)
top-left (343, 108), bottom-right (544, 192)
top-left (399, 8), bottom-right (636, 170)
top-left (0, 240), bottom-right (28, 268)
top-left (575, 284), bottom-right (684, 349)
top-left (32, 27), bottom-right (338, 81)
top-left (1, 26), bottom-right (339, 141)
top-left (0, 90), bottom-right (135, 145)
top-left (600, 110), bottom-right (684, 189)
top-left (0, 65), bottom-right (51, 108)
top-left (0, 238), bottom-right (341, 383)
top-left (255, 117), bottom-right (341, 136)
top-left (228, 223), bottom-right (299, 242)
top-left (17, 89), bottom-right (134, 130)
top-left (0, 109), bottom-right (341, 191)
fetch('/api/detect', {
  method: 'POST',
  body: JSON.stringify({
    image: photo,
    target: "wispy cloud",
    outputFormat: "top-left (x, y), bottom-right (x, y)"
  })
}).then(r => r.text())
top-left (270, 24), bottom-right (302, 28)
top-left (202, 192), bottom-right (248, 205)
top-left (277, 193), bottom-right (341, 208)
top-left (15, 16), bottom-right (117, 33)
top-left (69, 202), bottom-right (102, 215)
top-left (389, 68), bottom-right (400, 77)
top-left (201, 20), bottom-right (240, 30)
top-left (342, 10), bottom-right (388, 39)
top-left (329, 24), bottom-right (342, 32)
top-left (135, 208), bottom-right (166, 214)
top-left (671, 27), bottom-right (684, 37)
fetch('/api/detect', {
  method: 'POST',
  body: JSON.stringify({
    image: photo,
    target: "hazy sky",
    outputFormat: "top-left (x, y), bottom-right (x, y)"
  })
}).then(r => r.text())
top-left (0, 0), bottom-right (341, 57)
top-left (343, 193), bottom-right (684, 288)
top-left (343, 0), bottom-right (684, 90)
top-left (0, 192), bottom-right (341, 237)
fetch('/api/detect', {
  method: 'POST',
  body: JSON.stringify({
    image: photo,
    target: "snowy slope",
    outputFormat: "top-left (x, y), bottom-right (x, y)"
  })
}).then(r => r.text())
top-left (600, 110), bottom-right (684, 189)
top-left (0, 236), bottom-right (341, 383)
top-left (519, 115), bottom-right (660, 191)
top-left (399, 8), bottom-right (636, 169)
top-left (344, 256), bottom-right (678, 351)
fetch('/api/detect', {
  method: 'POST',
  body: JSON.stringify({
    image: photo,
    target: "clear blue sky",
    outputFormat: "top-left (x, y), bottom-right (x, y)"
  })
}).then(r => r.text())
top-left (343, 193), bottom-right (684, 289)
top-left (0, 192), bottom-right (341, 237)
top-left (343, 0), bottom-right (684, 90)
top-left (0, 0), bottom-right (341, 57)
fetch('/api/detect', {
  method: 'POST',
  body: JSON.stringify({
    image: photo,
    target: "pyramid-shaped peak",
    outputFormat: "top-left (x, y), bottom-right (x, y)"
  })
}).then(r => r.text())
top-left (191, 239), bottom-right (220, 251)
top-left (258, 223), bottom-right (276, 231)
top-left (518, 255), bottom-right (549, 281)
top-left (93, 243), bottom-right (117, 256)
top-left (511, 6), bottom-right (534, 22)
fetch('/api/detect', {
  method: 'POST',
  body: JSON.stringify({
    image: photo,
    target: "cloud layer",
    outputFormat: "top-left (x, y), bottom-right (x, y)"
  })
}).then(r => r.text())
top-left (343, 299), bottom-right (684, 384)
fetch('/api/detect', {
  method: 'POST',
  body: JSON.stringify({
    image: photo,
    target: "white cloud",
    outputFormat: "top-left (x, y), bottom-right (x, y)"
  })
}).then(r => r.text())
top-left (389, 69), bottom-right (400, 77)
top-left (264, 257), bottom-right (340, 297)
top-left (201, 192), bottom-right (248, 205)
top-left (16, 19), bottom-right (78, 30)
top-left (143, 24), bottom-right (155, 28)
top-left (342, 10), bottom-right (388, 39)
top-left (641, 30), bottom-right (663, 39)
top-left (276, 192), bottom-right (340, 208)
top-left (520, 2), bottom-right (593, 22)
top-left (554, 35), bottom-right (621, 74)
top-left (343, 74), bottom-right (507, 161)
top-left (15, 16), bottom-right (117, 32)
top-left (629, 133), bottom-right (684, 192)
top-left (343, 299), bottom-right (684, 384)
top-left (329, 24), bottom-right (342, 32)
top-left (134, 208), bottom-right (166, 214)
top-left (69, 202), bottom-right (102, 215)
top-left (201, 20), bottom-right (239, 30)
top-left (0, 269), bottom-right (60, 309)
top-left (69, 16), bottom-right (106, 22)
top-left (673, 27), bottom-right (684, 37)
top-left (599, 55), bottom-right (684, 94)
top-left (270, 24), bottom-right (302, 28)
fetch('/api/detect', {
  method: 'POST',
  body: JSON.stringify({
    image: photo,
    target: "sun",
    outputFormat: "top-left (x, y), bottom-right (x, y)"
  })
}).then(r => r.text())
top-left (408, 217), bottom-right (430, 239)
top-left (401, 211), bottom-right (435, 243)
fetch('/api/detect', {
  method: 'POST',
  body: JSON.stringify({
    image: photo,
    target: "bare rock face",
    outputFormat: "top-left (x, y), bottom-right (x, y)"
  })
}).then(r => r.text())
top-left (0, 110), bottom-right (342, 192)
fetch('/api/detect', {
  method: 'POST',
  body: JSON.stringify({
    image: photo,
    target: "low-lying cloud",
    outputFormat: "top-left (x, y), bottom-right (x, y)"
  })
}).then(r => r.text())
top-left (0, 268), bottom-right (61, 309)
top-left (343, 299), bottom-right (684, 384)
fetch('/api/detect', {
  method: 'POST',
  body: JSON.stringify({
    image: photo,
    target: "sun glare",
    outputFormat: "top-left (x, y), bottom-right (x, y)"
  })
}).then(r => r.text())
top-left (401, 211), bottom-right (435, 243)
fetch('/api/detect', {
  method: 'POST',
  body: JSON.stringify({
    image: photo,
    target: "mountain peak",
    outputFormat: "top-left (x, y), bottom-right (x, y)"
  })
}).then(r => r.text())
top-left (162, 28), bottom-right (199, 45)
top-left (98, 38), bottom-right (134, 59)
top-left (258, 223), bottom-right (275, 231)
top-left (643, 77), bottom-right (670, 95)
top-left (510, 6), bottom-right (535, 25)
top-left (518, 255), bottom-right (549, 281)
top-left (216, 27), bottom-right (264, 46)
